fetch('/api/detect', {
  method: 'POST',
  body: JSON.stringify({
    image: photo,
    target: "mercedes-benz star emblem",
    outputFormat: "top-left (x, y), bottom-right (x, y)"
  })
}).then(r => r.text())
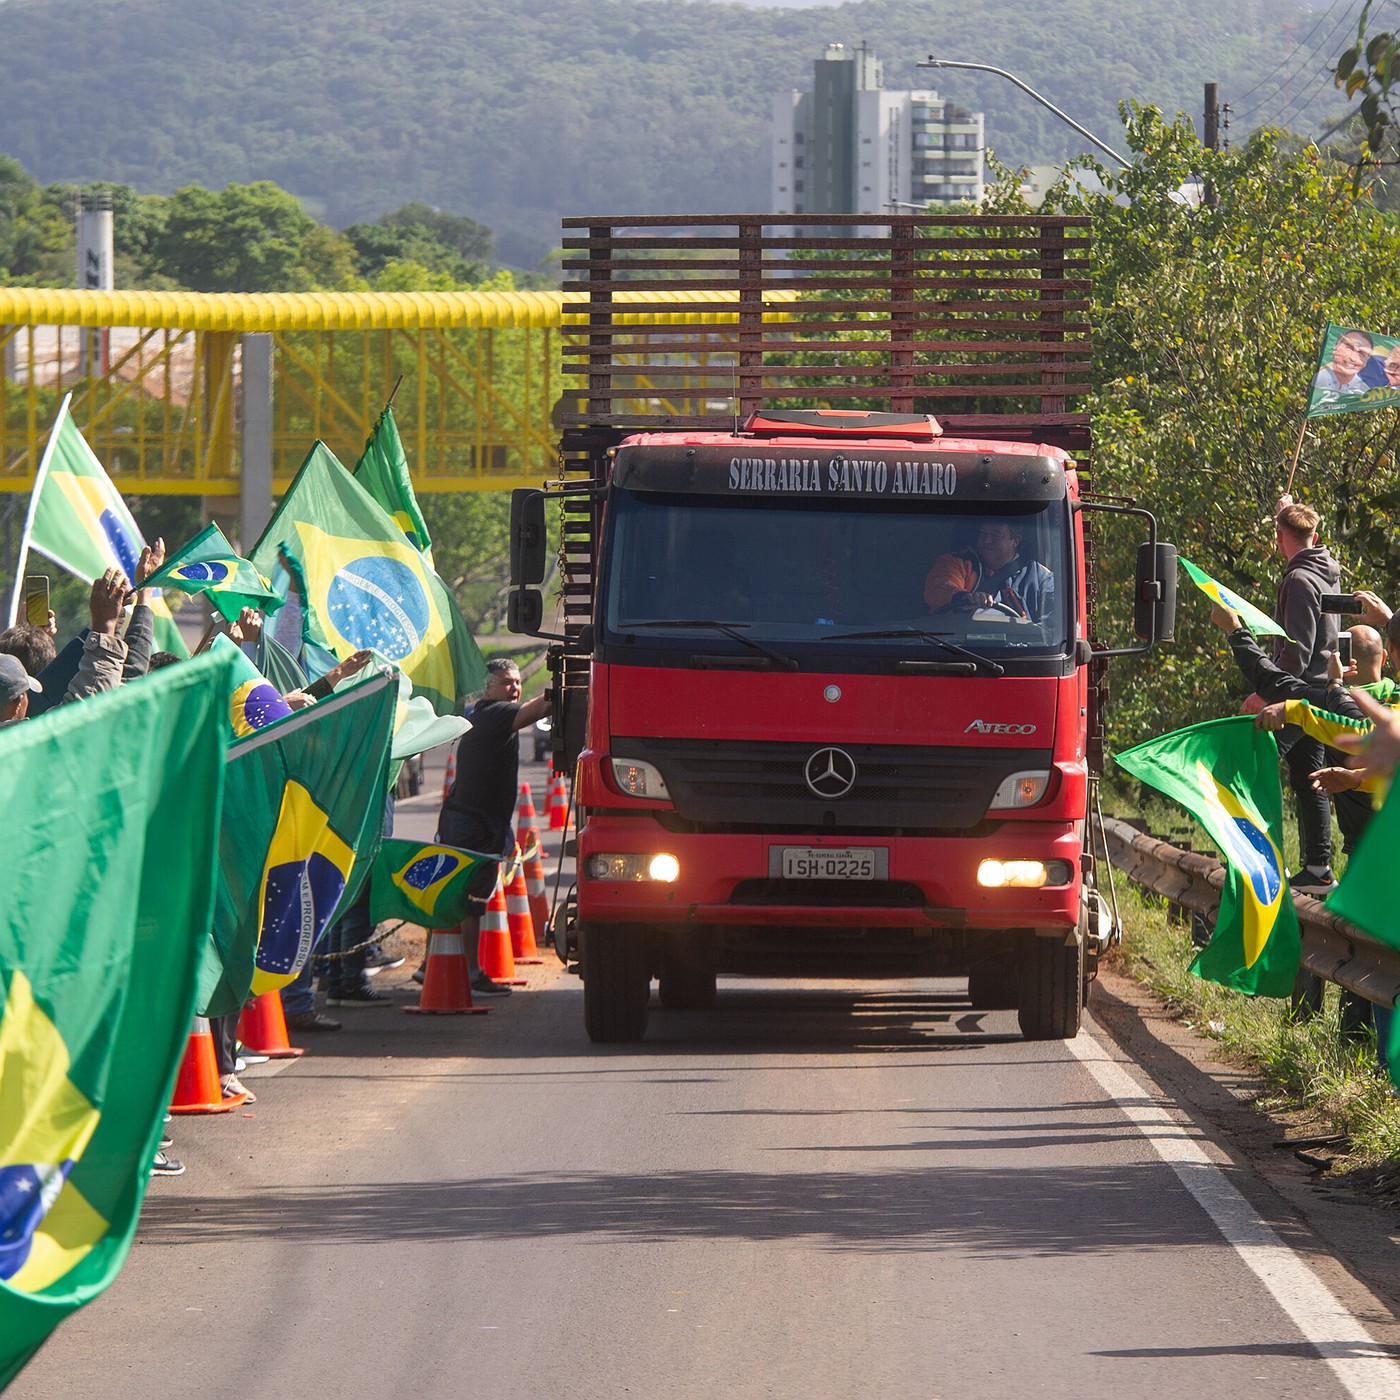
top-left (804, 747), bottom-right (857, 799)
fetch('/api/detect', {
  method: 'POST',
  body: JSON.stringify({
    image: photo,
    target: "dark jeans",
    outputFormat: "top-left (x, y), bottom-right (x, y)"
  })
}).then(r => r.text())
top-left (321, 880), bottom-right (373, 994)
top-left (1279, 727), bottom-right (1331, 870)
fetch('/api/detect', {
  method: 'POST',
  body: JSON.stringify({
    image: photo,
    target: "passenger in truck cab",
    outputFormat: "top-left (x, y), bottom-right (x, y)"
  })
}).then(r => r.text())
top-left (923, 520), bottom-right (1054, 623)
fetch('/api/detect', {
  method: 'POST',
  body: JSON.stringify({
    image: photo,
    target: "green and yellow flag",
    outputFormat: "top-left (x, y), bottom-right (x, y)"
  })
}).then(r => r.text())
top-left (1116, 716), bottom-right (1300, 997)
top-left (250, 443), bottom-right (483, 716)
top-left (354, 404), bottom-right (433, 560)
top-left (11, 397), bottom-right (188, 656)
top-left (369, 840), bottom-right (497, 930)
top-left (1325, 783), bottom-right (1400, 1087)
top-left (1179, 558), bottom-right (1291, 641)
top-left (0, 651), bottom-right (230, 1387)
top-left (142, 522), bottom-right (284, 623)
top-left (202, 671), bottom-right (397, 1015)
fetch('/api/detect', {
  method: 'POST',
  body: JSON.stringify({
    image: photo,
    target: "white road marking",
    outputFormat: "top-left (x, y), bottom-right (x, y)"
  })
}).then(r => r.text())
top-left (1069, 1030), bottom-right (1400, 1400)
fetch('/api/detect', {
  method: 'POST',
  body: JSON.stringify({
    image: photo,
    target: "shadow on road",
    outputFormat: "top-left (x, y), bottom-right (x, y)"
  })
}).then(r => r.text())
top-left (137, 1159), bottom-right (1222, 1256)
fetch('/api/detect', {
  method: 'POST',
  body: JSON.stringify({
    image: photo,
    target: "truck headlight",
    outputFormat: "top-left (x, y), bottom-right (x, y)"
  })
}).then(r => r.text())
top-left (610, 758), bottom-right (671, 800)
top-left (988, 770), bottom-right (1050, 811)
top-left (977, 859), bottom-right (1073, 888)
top-left (586, 853), bottom-right (681, 883)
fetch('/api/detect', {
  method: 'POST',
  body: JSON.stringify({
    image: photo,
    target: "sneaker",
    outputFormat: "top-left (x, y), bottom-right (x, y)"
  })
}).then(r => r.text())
top-left (470, 974), bottom-right (512, 998)
top-left (237, 1045), bottom-right (271, 1065)
top-left (151, 1151), bottom-right (185, 1177)
top-left (1289, 869), bottom-right (1338, 898)
top-left (364, 946), bottom-right (406, 973)
top-left (285, 1009), bottom-right (342, 1032)
top-left (412, 965), bottom-right (426, 985)
top-left (220, 1073), bottom-right (256, 1103)
top-left (325, 984), bottom-right (393, 1006)
top-left (233, 1056), bottom-right (247, 1074)
top-left (159, 1135), bottom-right (174, 1150)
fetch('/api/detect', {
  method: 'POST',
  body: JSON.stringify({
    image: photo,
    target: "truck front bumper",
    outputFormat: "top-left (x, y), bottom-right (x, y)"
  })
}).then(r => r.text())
top-left (576, 815), bottom-right (1082, 929)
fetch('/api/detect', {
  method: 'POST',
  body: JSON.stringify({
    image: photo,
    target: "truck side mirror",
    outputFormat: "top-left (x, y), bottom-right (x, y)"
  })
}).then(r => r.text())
top-left (508, 588), bottom-right (543, 634)
top-left (510, 489), bottom-right (548, 586)
top-left (1134, 542), bottom-right (1178, 643)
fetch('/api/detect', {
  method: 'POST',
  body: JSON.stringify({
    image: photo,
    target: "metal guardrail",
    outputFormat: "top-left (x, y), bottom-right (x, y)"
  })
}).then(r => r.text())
top-left (1100, 815), bottom-right (1400, 1009)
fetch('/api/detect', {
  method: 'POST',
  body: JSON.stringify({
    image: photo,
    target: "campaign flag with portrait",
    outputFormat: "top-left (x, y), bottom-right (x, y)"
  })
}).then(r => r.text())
top-left (200, 671), bottom-right (397, 1016)
top-left (1178, 557), bottom-right (1291, 640)
top-left (1306, 322), bottom-right (1400, 418)
top-left (250, 443), bottom-right (484, 716)
top-left (10, 397), bottom-right (188, 655)
top-left (369, 840), bottom-right (498, 930)
top-left (1115, 716), bottom-right (1300, 997)
top-left (0, 651), bottom-right (230, 1388)
top-left (141, 522), bottom-right (284, 623)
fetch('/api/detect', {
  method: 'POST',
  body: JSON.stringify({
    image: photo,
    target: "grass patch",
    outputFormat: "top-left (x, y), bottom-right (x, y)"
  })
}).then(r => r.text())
top-left (1111, 879), bottom-right (1400, 1172)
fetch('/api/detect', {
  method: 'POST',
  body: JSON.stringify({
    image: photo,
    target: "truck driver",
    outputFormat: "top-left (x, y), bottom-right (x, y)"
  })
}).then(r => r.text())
top-left (923, 520), bottom-right (1054, 623)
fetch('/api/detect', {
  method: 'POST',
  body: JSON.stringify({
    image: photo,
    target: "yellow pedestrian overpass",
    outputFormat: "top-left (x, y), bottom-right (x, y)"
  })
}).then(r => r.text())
top-left (0, 286), bottom-right (780, 538)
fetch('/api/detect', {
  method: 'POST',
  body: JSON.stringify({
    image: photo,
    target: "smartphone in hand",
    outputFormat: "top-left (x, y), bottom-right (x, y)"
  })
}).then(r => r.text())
top-left (23, 574), bottom-right (49, 628)
top-left (1319, 592), bottom-right (1362, 615)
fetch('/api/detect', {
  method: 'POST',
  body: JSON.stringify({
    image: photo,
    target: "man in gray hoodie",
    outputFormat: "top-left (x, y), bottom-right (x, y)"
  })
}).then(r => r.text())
top-left (1272, 499), bottom-right (1341, 896)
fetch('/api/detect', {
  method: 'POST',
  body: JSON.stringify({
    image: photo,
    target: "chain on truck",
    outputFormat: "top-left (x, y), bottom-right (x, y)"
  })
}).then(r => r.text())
top-left (509, 215), bottom-right (1177, 1044)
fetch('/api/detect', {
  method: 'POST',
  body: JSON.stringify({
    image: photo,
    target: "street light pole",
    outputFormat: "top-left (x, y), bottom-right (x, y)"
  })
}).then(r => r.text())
top-left (918, 58), bottom-right (1131, 169)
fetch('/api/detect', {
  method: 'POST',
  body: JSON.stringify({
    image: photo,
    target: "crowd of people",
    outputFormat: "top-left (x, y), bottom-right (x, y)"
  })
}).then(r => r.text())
top-left (0, 553), bottom-right (553, 1178)
top-left (1207, 495), bottom-right (1400, 1046)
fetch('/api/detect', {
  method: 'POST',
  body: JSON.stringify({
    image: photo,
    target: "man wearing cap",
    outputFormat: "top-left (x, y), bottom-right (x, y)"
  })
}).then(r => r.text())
top-left (0, 654), bottom-right (41, 727)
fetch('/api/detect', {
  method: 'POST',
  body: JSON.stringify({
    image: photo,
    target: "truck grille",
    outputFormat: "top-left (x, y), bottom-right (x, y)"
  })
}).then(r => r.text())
top-left (613, 737), bottom-right (1053, 832)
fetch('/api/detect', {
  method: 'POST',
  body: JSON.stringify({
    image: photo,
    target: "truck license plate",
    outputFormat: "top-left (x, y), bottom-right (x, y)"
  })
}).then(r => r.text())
top-left (776, 847), bottom-right (886, 880)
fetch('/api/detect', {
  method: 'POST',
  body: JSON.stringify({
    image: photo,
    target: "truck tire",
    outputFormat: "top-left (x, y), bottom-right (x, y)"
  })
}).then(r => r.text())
top-left (582, 923), bottom-right (651, 1043)
top-left (967, 958), bottom-right (1018, 1010)
top-left (658, 958), bottom-right (717, 1011)
top-left (1017, 931), bottom-right (1083, 1041)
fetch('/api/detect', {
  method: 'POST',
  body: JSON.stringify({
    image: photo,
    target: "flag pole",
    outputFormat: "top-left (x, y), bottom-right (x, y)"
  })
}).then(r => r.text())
top-left (1283, 415), bottom-right (1308, 497)
top-left (7, 393), bottom-right (73, 627)
top-left (385, 374), bottom-right (405, 408)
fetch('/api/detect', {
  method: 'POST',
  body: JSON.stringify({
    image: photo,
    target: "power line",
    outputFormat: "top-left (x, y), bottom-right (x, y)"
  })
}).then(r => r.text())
top-left (1234, 2), bottom-right (1364, 124)
top-left (1232, 0), bottom-right (1347, 112)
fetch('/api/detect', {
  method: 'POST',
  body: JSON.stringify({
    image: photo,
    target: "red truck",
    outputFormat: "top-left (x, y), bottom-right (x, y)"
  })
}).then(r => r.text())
top-left (510, 215), bottom-right (1175, 1042)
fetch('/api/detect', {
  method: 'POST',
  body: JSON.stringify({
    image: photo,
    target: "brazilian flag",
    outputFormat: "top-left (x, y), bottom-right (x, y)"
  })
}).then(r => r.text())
top-left (141, 522), bottom-right (284, 623)
top-left (0, 650), bottom-right (231, 1387)
top-left (354, 404), bottom-right (433, 560)
top-left (1179, 558), bottom-right (1291, 641)
top-left (1326, 783), bottom-right (1400, 1087)
top-left (11, 396), bottom-right (188, 656)
top-left (250, 443), bottom-right (483, 716)
top-left (202, 671), bottom-right (397, 1015)
top-left (369, 840), bottom-right (498, 930)
top-left (209, 636), bottom-right (293, 739)
top-left (1116, 716), bottom-right (1300, 997)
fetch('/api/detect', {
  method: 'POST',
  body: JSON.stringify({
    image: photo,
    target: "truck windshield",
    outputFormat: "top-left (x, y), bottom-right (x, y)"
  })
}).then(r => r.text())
top-left (602, 490), bottom-right (1071, 660)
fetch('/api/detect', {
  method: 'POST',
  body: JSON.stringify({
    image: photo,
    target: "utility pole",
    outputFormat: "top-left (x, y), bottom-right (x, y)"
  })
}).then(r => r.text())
top-left (1204, 81), bottom-right (1220, 209)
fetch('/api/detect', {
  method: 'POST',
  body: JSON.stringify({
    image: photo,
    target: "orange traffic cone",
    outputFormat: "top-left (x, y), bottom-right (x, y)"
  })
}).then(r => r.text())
top-left (238, 991), bottom-right (304, 1059)
top-left (170, 1017), bottom-right (249, 1114)
top-left (522, 833), bottom-right (549, 943)
top-left (516, 782), bottom-right (539, 834)
top-left (506, 848), bottom-right (543, 963)
top-left (441, 747), bottom-right (458, 804)
top-left (405, 924), bottom-right (489, 1015)
top-left (548, 772), bottom-right (568, 830)
top-left (478, 873), bottom-right (526, 984)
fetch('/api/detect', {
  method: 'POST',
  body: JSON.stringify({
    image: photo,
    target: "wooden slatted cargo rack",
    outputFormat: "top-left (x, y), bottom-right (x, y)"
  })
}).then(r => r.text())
top-left (548, 214), bottom-right (1094, 765)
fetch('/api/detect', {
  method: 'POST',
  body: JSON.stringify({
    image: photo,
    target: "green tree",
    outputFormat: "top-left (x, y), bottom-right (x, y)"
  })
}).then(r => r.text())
top-left (148, 181), bottom-right (316, 292)
top-left (1033, 108), bottom-right (1400, 748)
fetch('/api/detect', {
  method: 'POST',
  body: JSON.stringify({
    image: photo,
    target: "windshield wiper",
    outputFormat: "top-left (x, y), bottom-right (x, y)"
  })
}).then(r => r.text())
top-left (824, 627), bottom-right (1005, 676)
top-left (618, 620), bottom-right (799, 672)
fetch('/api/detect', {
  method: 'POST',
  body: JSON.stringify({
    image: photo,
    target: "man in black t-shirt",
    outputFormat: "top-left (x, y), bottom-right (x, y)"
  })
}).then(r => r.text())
top-left (439, 658), bottom-right (552, 993)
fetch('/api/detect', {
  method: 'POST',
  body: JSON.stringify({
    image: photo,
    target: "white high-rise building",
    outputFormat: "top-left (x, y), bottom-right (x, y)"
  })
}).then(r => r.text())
top-left (772, 44), bottom-right (985, 217)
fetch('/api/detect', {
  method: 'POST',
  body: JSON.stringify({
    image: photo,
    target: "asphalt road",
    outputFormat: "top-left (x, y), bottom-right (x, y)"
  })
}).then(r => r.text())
top-left (10, 749), bottom-right (1400, 1400)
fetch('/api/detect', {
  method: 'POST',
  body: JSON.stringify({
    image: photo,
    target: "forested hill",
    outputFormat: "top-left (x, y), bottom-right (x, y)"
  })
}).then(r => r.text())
top-left (0, 0), bottom-right (1335, 265)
